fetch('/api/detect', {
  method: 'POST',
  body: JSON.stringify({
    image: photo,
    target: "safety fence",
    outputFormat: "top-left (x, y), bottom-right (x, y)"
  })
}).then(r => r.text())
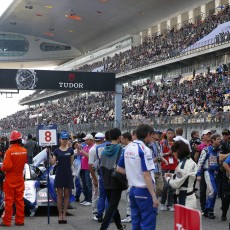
top-left (1, 112), bottom-right (229, 139)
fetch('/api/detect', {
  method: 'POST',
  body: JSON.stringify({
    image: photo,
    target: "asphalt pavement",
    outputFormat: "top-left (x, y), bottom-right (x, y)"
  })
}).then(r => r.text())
top-left (3, 192), bottom-right (229, 230)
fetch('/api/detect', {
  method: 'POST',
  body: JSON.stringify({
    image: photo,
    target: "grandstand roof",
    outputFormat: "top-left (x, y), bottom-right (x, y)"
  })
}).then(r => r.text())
top-left (1, 0), bottom-right (208, 55)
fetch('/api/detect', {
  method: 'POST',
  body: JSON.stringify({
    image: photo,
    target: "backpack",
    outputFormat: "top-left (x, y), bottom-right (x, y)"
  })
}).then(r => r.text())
top-left (72, 156), bottom-right (81, 177)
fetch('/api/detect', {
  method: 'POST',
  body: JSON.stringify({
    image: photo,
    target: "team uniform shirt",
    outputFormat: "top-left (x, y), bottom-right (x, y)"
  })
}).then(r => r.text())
top-left (2, 144), bottom-right (27, 177)
top-left (197, 146), bottom-right (220, 177)
top-left (95, 142), bottom-right (110, 174)
top-left (165, 157), bottom-right (197, 209)
top-left (118, 140), bottom-right (155, 187)
top-left (224, 155), bottom-right (230, 166)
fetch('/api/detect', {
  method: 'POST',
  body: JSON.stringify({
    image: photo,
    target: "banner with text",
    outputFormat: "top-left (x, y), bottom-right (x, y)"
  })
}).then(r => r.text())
top-left (174, 204), bottom-right (201, 230)
top-left (0, 69), bottom-right (115, 91)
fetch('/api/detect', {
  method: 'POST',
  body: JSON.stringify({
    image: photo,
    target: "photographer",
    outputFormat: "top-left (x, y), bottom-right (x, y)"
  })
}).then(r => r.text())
top-left (189, 130), bottom-right (201, 163)
top-left (148, 130), bottom-right (168, 197)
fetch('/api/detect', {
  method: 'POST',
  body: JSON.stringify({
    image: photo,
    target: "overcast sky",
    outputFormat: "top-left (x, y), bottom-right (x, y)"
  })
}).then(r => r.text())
top-left (0, 66), bottom-right (57, 120)
top-left (0, 90), bottom-right (35, 119)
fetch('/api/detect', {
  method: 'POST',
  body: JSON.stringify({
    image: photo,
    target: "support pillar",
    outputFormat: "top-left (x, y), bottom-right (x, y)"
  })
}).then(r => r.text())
top-left (115, 84), bottom-right (122, 129)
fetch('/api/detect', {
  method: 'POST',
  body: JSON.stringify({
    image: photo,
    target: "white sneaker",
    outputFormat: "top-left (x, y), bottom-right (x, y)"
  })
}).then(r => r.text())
top-left (168, 206), bottom-right (174, 212)
top-left (121, 216), bottom-right (132, 223)
top-left (159, 204), bottom-right (167, 211)
top-left (82, 202), bottom-right (92, 206)
top-left (92, 210), bottom-right (98, 215)
top-left (80, 201), bottom-right (87, 205)
top-left (93, 215), bottom-right (98, 221)
top-left (29, 205), bottom-right (38, 217)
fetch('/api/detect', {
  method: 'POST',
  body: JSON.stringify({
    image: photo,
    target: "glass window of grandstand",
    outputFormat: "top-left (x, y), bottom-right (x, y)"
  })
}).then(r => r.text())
top-left (40, 42), bottom-right (71, 51)
top-left (132, 78), bottom-right (148, 85)
top-left (0, 34), bottom-right (29, 56)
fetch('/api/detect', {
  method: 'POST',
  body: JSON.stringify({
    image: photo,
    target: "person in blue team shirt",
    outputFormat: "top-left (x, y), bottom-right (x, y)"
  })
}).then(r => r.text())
top-left (221, 154), bottom-right (230, 221)
top-left (117, 124), bottom-right (160, 230)
top-left (93, 131), bottom-right (111, 223)
top-left (120, 132), bottom-right (133, 223)
top-left (197, 133), bottom-right (222, 219)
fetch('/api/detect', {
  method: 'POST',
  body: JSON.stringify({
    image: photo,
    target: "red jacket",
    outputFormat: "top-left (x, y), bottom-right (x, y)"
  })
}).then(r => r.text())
top-left (160, 139), bottom-right (178, 171)
top-left (2, 143), bottom-right (27, 179)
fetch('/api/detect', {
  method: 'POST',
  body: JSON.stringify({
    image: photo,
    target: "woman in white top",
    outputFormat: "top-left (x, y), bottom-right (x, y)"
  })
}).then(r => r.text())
top-left (164, 140), bottom-right (197, 209)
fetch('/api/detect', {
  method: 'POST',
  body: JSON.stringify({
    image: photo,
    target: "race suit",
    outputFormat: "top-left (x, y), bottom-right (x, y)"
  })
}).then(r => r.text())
top-left (197, 146), bottom-right (220, 212)
top-left (166, 157), bottom-right (197, 209)
top-left (2, 143), bottom-right (27, 226)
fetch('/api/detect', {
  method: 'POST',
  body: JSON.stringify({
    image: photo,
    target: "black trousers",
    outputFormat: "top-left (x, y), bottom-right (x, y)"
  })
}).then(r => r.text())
top-left (222, 193), bottom-right (230, 216)
top-left (100, 189), bottom-right (122, 230)
top-left (200, 172), bottom-right (207, 212)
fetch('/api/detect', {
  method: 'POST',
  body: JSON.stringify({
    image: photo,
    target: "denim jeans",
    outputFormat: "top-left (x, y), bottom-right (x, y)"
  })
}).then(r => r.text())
top-left (75, 177), bottom-right (82, 197)
top-left (97, 175), bottom-right (108, 217)
top-left (80, 169), bottom-right (92, 202)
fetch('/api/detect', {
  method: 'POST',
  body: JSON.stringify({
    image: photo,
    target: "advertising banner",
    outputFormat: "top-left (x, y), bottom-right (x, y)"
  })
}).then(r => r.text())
top-left (0, 69), bottom-right (115, 91)
top-left (174, 204), bottom-right (201, 230)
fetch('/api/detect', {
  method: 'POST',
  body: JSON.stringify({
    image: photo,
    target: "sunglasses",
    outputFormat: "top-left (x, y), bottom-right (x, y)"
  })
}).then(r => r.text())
top-left (61, 138), bottom-right (68, 140)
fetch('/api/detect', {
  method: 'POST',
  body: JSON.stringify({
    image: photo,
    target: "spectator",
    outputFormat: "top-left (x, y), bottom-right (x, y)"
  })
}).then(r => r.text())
top-left (173, 128), bottom-right (192, 152)
top-left (24, 134), bottom-right (38, 164)
top-left (100, 128), bottom-right (125, 230)
top-left (78, 134), bottom-right (94, 206)
top-left (88, 132), bottom-right (105, 216)
top-left (160, 128), bottom-right (177, 212)
top-left (189, 130), bottom-right (201, 162)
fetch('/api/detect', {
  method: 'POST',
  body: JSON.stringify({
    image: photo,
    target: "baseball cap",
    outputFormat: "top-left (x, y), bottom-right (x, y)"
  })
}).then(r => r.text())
top-left (193, 138), bottom-right (202, 145)
top-left (72, 139), bottom-right (78, 144)
top-left (166, 128), bottom-right (175, 132)
top-left (60, 131), bottom-right (69, 139)
top-left (83, 134), bottom-right (94, 141)
top-left (154, 130), bottom-right (162, 135)
top-left (222, 129), bottom-right (230, 135)
top-left (95, 132), bottom-right (105, 141)
top-left (202, 129), bottom-right (212, 135)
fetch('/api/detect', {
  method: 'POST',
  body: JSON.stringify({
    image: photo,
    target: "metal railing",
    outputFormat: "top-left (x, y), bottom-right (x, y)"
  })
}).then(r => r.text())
top-left (1, 112), bottom-right (229, 139)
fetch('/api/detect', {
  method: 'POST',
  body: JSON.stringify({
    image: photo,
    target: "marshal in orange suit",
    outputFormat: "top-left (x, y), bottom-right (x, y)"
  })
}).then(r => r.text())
top-left (1, 130), bottom-right (27, 227)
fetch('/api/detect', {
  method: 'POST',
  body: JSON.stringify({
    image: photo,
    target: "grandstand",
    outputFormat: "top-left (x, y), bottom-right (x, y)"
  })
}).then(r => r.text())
top-left (0, 0), bottom-right (230, 136)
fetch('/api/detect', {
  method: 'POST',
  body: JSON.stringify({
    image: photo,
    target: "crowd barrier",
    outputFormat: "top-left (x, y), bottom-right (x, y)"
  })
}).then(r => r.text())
top-left (1, 112), bottom-right (229, 139)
